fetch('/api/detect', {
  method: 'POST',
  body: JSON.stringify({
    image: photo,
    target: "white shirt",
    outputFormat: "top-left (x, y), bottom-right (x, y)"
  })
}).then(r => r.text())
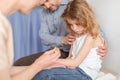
top-left (0, 11), bottom-right (14, 70)
top-left (72, 34), bottom-right (102, 80)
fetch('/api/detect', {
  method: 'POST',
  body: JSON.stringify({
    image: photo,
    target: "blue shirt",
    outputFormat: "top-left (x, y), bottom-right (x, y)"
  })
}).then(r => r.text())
top-left (39, 0), bottom-right (71, 52)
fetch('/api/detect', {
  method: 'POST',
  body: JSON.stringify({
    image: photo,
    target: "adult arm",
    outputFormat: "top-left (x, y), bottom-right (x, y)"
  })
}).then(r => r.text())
top-left (0, 48), bottom-right (60, 80)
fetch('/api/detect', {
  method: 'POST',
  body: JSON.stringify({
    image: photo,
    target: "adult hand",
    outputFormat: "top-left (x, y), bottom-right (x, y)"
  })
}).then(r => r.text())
top-left (62, 34), bottom-right (75, 45)
top-left (44, 48), bottom-right (66, 69)
top-left (38, 0), bottom-right (46, 6)
top-left (34, 48), bottom-right (61, 71)
top-left (97, 41), bottom-right (107, 59)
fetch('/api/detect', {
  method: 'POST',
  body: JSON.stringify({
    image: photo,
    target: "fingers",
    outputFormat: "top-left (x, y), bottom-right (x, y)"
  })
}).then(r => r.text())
top-left (37, 49), bottom-right (60, 62)
top-left (97, 48), bottom-right (106, 54)
top-left (45, 52), bottom-right (60, 61)
top-left (67, 39), bottom-right (74, 45)
top-left (68, 34), bottom-right (76, 40)
top-left (68, 34), bottom-right (75, 39)
top-left (62, 34), bottom-right (76, 45)
top-left (46, 48), bottom-right (61, 60)
top-left (97, 43), bottom-right (107, 53)
top-left (97, 48), bottom-right (106, 56)
top-left (97, 42), bottom-right (108, 59)
top-left (45, 49), bottom-right (59, 56)
top-left (34, 48), bottom-right (63, 71)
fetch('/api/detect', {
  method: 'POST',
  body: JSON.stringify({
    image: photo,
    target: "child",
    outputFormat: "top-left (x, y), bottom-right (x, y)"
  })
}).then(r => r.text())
top-left (33, 0), bottom-right (104, 80)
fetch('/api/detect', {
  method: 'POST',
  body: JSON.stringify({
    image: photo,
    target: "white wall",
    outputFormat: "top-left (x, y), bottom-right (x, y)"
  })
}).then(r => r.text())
top-left (87, 0), bottom-right (120, 73)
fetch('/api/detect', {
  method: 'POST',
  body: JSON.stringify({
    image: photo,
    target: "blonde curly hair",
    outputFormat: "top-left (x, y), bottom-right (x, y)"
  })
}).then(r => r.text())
top-left (61, 0), bottom-right (99, 38)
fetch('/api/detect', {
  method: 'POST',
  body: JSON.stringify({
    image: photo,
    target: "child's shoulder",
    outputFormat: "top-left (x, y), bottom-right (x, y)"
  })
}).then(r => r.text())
top-left (93, 35), bottom-right (104, 48)
top-left (85, 34), bottom-right (104, 48)
top-left (85, 34), bottom-right (95, 42)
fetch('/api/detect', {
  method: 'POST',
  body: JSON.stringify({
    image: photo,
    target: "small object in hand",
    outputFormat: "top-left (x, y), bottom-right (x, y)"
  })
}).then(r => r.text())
top-left (54, 47), bottom-right (59, 54)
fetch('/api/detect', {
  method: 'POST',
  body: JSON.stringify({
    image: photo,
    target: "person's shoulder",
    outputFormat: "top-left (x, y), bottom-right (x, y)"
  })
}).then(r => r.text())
top-left (83, 34), bottom-right (96, 47)
top-left (0, 15), bottom-right (11, 38)
top-left (85, 34), bottom-right (95, 41)
top-left (93, 35), bottom-right (104, 48)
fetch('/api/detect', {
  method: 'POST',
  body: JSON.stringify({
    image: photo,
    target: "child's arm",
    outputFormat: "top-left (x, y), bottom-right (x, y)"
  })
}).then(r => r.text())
top-left (56, 35), bottom-right (95, 68)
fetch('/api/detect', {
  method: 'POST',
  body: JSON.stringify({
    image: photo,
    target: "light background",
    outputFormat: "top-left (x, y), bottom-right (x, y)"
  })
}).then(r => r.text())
top-left (87, 0), bottom-right (120, 74)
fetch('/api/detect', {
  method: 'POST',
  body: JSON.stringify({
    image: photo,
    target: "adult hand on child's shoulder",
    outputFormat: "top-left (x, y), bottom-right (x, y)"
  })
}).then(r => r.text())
top-left (97, 41), bottom-right (107, 59)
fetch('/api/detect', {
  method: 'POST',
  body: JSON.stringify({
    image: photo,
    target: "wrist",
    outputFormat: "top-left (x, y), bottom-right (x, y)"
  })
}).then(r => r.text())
top-left (31, 61), bottom-right (43, 73)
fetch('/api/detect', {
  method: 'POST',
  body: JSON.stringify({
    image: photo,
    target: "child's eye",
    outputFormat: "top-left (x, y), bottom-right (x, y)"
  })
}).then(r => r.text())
top-left (76, 23), bottom-right (80, 26)
top-left (68, 23), bottom-right (72, 26)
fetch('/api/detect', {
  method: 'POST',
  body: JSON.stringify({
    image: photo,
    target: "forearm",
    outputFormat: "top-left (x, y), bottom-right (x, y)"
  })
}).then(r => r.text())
top-left (57, 59), bottom-right (78, 67)
top-left (11, 64), bottom-right (41, 80)
top-left (0, 68), bottom-right (11, 80)
top-left (0, 66), bottom-right (36, 80)
top-left (44, 63), bottom-right (66, 69)
top-left (10, 66), bottom-right (28, 76)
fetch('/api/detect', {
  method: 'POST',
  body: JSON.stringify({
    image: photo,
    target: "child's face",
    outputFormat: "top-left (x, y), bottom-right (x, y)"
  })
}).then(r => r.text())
top-left (67, 19), bottom-right (84, 35)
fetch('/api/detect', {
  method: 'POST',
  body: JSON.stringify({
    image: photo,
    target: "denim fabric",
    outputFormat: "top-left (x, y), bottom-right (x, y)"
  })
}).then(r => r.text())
top-left (33, 67), bottom-right (92, 80)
